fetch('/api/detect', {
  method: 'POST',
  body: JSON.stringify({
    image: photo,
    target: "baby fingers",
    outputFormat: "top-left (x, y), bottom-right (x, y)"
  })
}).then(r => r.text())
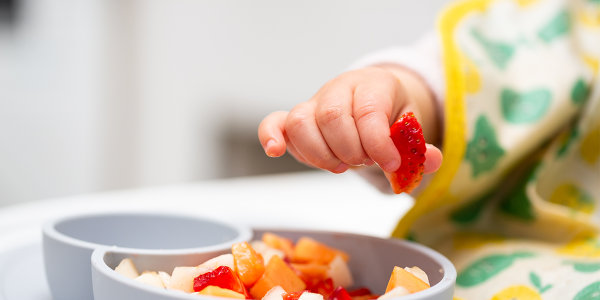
top-left (285, 102), bottom-right (350, 173)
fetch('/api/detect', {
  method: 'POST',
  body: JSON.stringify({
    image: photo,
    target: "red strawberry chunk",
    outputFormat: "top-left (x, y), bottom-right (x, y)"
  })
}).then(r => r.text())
top-left (193, 266), bottom-right (251, 298)
top-left (386, 112), bottom-right (426, 194)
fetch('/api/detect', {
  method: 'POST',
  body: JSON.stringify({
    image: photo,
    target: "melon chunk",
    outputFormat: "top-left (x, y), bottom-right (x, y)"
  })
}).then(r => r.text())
top-left (293, 237), bottom-right (349, 264)
top-left (232, 242), bottom-right (265, 287)
top-left (115, 258), bottom-right (139, 279)
top-left (251, 240), bottom-right (285, 265)
top-left (378, 286), bottom-right (410, 299)
top-left (250, 255), bottom-right (306, 299)
top-left (385, 266), bottom-right (429, 294)
top-left (262, 233), bottom-right (295, 260)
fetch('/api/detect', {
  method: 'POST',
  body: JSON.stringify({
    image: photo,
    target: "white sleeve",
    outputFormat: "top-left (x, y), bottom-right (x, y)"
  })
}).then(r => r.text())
top-left (347, 32), bottom-right (445, 115)
top-left (348, 32), bottom-right (445, 195)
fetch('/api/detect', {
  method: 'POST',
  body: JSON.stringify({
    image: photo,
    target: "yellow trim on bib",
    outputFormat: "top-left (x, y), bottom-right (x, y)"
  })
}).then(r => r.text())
top-left (392, 0), bottom-right (492, 238)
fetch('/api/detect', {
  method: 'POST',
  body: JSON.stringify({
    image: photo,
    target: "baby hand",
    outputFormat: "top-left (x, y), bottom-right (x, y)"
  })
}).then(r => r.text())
top-left (258, 66), bottom-right (442, 174)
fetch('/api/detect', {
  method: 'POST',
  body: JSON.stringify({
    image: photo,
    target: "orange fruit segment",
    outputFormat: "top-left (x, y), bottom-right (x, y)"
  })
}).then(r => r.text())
top-left (385, 266), bottom-right (429, 294)
top-left (293, 237), bottom-right (349, 264)
top-left (290, 263), bottom-right (329, 282)
top-left (198, 285), bottom-right (246, 299)
top-left (250, 256), bottom-right (306, 299)
top-left (232, 242), bottom-right (266, 287)
top-left (263, 233), bottom-right (295, 260)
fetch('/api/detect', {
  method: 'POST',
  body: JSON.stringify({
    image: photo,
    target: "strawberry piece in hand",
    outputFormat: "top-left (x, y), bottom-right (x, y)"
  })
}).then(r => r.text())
top-left (385, 112), bottom-right (426, 194)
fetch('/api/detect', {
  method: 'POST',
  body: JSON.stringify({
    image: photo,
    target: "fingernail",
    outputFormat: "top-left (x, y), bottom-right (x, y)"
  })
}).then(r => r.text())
top-left (363, 158), bottom-right (374, 166)
top-left (382, 160), bottom-right (400, 173)
top-left (265, 139), bottom-right (277, 157)
top-left (332, 162), bottom-right (349, 174)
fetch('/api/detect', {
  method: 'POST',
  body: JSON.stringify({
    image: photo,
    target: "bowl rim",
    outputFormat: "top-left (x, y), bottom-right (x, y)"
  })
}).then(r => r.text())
top-left (91, 228), bottom-right (456, 300)
top-left (43, 212), bottom-right (253, 255)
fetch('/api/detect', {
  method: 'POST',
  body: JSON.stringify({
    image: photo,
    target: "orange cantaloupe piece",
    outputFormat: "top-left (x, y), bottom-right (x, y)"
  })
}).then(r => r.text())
top-left (249, 255), bottom-right (306, 299)
top-left (232, 242), bottom-right (265, 287)
top-left (385, 266), bottom-right (430, 294)
top-left (262, 233), bottom-right (295, 260)
top-left (292, 237), bottom-right (349, 264)
top-left (290, 263), bottom-right (329, 281)
top-left (198, 285), bottom-right (246, 299)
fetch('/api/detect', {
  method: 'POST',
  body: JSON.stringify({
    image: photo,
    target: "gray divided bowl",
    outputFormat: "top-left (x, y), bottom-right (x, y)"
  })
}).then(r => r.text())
top-left (43, 212), bottom-right (252, 300)
top-left (91, 229), bottom-right (456, 300)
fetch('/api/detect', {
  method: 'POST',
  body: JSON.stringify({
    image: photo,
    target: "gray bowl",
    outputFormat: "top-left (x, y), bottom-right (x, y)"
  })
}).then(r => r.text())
top-left (42, 212), bottom-right (253, 300)
top-left (91, 229), bottom-right (456, 300)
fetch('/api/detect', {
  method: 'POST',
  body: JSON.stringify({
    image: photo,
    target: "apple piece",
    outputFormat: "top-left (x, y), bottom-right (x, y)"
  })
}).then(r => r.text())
top-left (403, 267), bottom-right (429, 286)
top-left (293, 237), bottom-right (349, 264)
top-left (134, 271), bottom-right (164, 288)
top-left (198, 285), bottom-right (246, 299)
top-left (158, 271), bottom-right (171, 287)
top-left (232, 242), bottom-right (266, 287)
top-left (193, 266), bottom-right (251, 298)
top-left (250, 255), bottom-right (307, 300)
top-left (327, 286), bottom-right (352, 300)
top-left (298, 292), bottom-right (324, 300)
top-left (377, 286), bottom-right (410, 299)
top-left (327, 255), bottom-right (353, 288)
top-left (167, 266), bottom-right (211, 293)
top-left (251, 240), bottom-right (285, 265)
top-left (262, 233), bottom-right (295, 260)
top-left (200, 254), bottom-right (235, 270)
top-left (114, 258), bottom-right (139, 279)
top-left (262, 286), bottom-right (287, 300)
top-left (385, 266), bottom-right (429, 294)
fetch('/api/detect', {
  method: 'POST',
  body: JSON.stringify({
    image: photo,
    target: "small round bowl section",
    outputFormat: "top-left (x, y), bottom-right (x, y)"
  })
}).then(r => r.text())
top-left (43, 213), bottom-right (252, 300)
top-left (91, 229), bottom-right (456, 300)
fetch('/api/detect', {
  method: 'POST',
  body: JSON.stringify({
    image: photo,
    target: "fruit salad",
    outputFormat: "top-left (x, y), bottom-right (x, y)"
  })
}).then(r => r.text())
top-left (114, 233), bottom-right (431, 299)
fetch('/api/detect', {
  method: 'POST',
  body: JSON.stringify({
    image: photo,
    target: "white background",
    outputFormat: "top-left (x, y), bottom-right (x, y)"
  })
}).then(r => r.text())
top-left (0, 0), bottom-right (451, 206)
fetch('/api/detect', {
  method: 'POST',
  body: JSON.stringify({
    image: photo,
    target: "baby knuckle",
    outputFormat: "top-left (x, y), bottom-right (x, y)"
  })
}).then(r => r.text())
top-left (317, 105), bottom-right (345, 127)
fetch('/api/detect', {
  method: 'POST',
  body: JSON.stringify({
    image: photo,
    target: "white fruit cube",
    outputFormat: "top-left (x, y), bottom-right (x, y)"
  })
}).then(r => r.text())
top-left (298, 292), bottom-right (324, 300)
top-left (135, 271), bottom-right (164, 288)
top-left (167, 266), bottom-right (211, 293)
top-left (115, 258), bottom-right (139, 279)
top-left (327, 255), bottom-right (353, 288)
top-left (262, 286), bottom-right (287, 300)
top-left (200, 254), bottom-right (235, 270)
top-left (158, 271), bottom-right (171, 287)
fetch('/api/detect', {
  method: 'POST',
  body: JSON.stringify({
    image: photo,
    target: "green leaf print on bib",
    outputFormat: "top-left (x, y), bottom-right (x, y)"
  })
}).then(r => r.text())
top-left (466, 115), bottom-right (505, 177)
top-left (565, 261), bottom-right (600, 273)
top-left (456, 252), bottom-right (535, 287)
top-left (572, 79), bottom-right (590, 105)
top-left (472, 29), bottom-right (515, 69)
top-left (530, 272), bottom-right (552, 293)
top-left (500, 166), bottom-right (536, 221)
top-left (501, 88), bottom-right (551, 123)
top-left (539, 10), bottom-right (571, 43)
top-left (574, 281), bottom-right (600, 300)
top-left (450, 191), bottom-right (493, 224)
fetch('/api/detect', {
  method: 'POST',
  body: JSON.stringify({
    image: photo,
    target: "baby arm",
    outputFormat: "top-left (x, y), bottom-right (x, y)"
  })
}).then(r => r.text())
top-left (258, 64), bottom-right (443, 177)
